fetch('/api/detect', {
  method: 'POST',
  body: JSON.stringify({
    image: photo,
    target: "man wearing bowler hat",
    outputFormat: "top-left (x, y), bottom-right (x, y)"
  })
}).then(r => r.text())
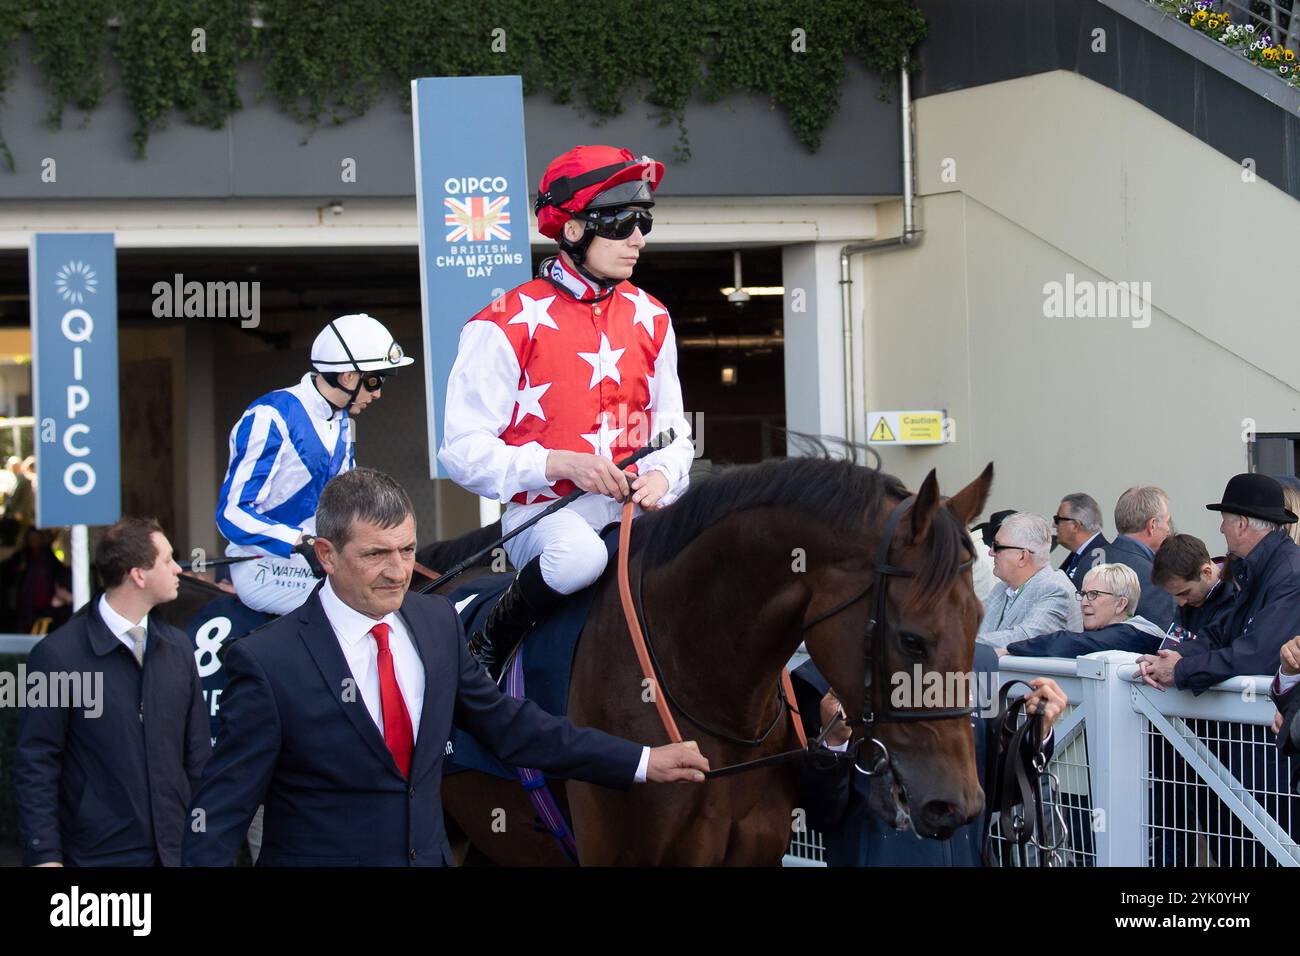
top-left (1137, 473), bottom-right (1300, 693)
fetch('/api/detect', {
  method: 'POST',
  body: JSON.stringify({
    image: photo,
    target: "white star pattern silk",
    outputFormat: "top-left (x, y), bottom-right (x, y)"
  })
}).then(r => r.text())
top-left (514, 371), bottom-right (551, 425)
top-left (622, 287), bottom-right (667, 336)
top-left (576, 333), bottom-right (626, 389)
top-left (581, 412), bottom-right (625, 458)
top-left (437, 268), bottom-right (696, 508)
top-left (507, 293), bottom-right (560, 338)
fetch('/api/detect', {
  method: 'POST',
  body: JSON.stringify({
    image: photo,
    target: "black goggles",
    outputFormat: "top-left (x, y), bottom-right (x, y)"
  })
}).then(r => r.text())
top-left (577, 207), bottom-right (653, 240)
top-left (360, 372), bottom-right (389, 392)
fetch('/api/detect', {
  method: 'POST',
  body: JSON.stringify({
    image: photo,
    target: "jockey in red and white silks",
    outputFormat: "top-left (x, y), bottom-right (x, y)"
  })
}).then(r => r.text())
top-left (439, 145), bottom-right (694, 676)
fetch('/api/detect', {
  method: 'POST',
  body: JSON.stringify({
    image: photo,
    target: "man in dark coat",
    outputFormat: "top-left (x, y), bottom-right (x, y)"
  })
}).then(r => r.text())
top-left (1054, 493), bottom-right (1109, 591)
top-left (1105, 485), bottom-right (1176, 631)
top-left (182, 468), bottom-right (709, 866)
top-left (1150, 533), bottom-right (1236, 645)
top-left (1138, 474), bottom-right (1300, 694)
top-left (16, 518), bottom-right (211, 866)
top-left (1273, 636), bottom-right (1300, 793)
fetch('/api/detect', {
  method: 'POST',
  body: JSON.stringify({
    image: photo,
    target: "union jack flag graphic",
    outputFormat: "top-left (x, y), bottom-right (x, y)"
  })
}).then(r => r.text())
top-left (444, 195), bottom-right (512, 242)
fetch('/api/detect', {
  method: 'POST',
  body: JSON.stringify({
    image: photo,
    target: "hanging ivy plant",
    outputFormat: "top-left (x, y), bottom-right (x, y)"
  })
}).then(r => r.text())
top-left (114, 0), bottom-right (250, 155)
top-left (29, 0), bottom-right (113, 128)
top-left (0, 0), bottom-right (926, 171)
top-left (0, 0), bottom-right (27, 169)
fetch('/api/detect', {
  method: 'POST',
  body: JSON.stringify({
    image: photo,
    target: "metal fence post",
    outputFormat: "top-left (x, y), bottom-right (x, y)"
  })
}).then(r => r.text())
top-left (1079, 651), bottom-right (1147, 866)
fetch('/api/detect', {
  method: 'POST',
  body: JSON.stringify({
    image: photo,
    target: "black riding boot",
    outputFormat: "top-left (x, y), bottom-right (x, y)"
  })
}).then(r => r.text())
top-left (467, 557), bottom-right (563, 681)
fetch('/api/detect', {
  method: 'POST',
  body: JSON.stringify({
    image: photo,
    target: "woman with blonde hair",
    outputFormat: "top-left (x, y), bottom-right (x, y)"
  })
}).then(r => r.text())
top-left (1273, 475), bottom-right (1300, 547)
top-left (998, 562), bottom-right (1166, 657)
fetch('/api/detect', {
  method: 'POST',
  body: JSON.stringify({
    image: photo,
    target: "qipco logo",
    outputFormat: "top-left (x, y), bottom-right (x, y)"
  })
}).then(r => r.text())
top-left (443, 176), bottom-right (509, 194)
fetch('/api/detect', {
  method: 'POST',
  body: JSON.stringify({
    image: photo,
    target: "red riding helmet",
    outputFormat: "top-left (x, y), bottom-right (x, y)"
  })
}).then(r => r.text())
top-left (534, 145), bottom-right (665, 240)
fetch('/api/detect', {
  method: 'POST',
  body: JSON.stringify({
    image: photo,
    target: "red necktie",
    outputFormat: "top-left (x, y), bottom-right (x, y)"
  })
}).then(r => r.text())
top-left (370, 622), bottom-right (414, 778)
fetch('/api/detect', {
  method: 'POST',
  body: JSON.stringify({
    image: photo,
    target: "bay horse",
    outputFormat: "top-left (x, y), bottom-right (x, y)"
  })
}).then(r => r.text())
top-left (440, 454), bottom-right (995, 865)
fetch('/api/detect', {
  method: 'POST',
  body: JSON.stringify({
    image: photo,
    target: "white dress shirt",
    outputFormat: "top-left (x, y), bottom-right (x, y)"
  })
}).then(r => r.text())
top-left (319, 580), bottom-right (425, 742)
top-left (318, 580), bottom-right (650, 781)
top-left (98, 594), bottom-right (148, 656)
top-left (1276, 670), bottom-right (1300, 695)
top-left (1074, 532), bottom-right (1103, 558)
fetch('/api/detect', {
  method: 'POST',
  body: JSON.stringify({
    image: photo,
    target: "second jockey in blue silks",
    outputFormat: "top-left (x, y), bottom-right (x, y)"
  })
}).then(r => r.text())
top-left (215, 314), bottom-right (414, 615)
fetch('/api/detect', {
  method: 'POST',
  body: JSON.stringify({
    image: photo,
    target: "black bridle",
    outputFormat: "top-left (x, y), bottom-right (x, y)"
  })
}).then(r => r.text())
top-left (832, 495), bottom-right (978, 777)
top-left (635, 492), bottom-right (978, 779)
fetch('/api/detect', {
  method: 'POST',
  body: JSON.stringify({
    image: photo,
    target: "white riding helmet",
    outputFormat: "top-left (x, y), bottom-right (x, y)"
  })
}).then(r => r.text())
top-left (311, 313), bottom-right (415, 374)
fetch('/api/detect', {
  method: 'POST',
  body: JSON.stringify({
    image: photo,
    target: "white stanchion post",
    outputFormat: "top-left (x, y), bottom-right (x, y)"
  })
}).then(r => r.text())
top-left (71, 523), bottom-right (90, 611)
top-left (1082, 651), bottom-right (1147, 866)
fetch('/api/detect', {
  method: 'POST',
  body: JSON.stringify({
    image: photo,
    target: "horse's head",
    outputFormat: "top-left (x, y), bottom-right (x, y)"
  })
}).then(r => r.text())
top-left (806, 463), bottom-right (993, 839)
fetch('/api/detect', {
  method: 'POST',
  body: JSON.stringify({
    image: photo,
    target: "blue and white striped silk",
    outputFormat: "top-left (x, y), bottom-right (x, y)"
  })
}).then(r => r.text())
top-left (216, 373), bottom-right (354, 559)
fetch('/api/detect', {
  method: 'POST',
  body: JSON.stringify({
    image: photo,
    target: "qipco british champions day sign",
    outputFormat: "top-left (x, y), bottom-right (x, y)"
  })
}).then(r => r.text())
top-left (29, 233), bottom-right (121, 527)
top-left (411, 74), bottom-right (533, 477)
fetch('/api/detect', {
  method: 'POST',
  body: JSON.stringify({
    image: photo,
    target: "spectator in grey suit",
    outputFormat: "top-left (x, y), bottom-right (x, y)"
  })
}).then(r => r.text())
top-left (1105, 485), bottom-right (1177, 631)
top-left (1054, 493), bottom-right (1109, 591)
top-left (977, 512), bottom-right (1083, 649)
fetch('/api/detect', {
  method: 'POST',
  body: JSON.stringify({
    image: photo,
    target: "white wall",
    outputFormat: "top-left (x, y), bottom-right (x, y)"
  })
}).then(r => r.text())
top-left (859, 70), bottom-right (1300, 546)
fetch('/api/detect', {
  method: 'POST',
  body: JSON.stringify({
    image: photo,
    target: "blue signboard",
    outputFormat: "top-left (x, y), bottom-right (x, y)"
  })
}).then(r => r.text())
top-left (28, 233), bottom-right (121, 527)
top-left (411, 75), bottom-right (533, 478)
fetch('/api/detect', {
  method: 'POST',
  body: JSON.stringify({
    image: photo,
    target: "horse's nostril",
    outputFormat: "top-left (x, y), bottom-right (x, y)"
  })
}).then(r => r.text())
top-left (920, 800), bottom-right (964, 831)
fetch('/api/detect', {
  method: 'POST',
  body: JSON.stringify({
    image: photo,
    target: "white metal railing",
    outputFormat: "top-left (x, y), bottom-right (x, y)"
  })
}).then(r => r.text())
top-left (785, 650), bottom-right (1299, 867)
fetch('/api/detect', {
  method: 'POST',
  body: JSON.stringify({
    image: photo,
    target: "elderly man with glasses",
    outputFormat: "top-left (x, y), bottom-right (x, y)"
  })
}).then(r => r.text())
top-left (976, 512), bottom-right (1083, 649)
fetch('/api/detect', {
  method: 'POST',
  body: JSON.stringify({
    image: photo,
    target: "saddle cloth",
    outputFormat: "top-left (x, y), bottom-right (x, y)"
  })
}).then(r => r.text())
top-left (443, 526), bottom-right (620, 780)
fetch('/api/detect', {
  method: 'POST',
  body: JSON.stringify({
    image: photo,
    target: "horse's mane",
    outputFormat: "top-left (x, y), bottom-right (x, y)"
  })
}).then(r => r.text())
top-left (636, 435), bottom-right (972, 609)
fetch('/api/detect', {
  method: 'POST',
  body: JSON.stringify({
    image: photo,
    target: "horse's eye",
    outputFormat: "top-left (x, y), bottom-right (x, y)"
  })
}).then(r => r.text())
top-left (899, 631), bottom-right (927, 658)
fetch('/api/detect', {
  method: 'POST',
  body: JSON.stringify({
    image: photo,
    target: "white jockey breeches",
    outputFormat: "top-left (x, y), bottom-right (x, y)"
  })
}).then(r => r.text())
top-left (500, 493), bottom-right (640, 595)
top-left (229, 552), bottom-right (318, 615)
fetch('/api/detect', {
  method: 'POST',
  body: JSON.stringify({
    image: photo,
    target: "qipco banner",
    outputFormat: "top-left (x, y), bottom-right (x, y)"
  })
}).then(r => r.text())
top-left (29, 233), bottom-right (121, 527)
top-left (411, 74), bottom-right (533, 478)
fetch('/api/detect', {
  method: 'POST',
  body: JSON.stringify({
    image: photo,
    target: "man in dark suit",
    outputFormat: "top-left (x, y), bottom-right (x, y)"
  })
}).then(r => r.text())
top-left (182, 467), bottom-right (709, 866)
top-left (1053, 493), bottom-right (1108, 591)
top-left (16, 518), bottom-right (210, 866)
top-left (1275, 636), bottom-right (1300, 793)
top-left (1104, 485), bottom-right (1176, 631)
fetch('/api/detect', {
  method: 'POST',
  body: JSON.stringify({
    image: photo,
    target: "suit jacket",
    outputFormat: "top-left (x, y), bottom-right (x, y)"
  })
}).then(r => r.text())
top-left (976, 566), bottom-right (1083, 649)
top-left (1174, 577), bottom-right (1236, 644)
top-left (1059, 533), bottom-right (1109, 591)
top-left (181, 585), bottom-right (642, 866)
top-left (1104, 535), bottom-right (1175, 632)
top-left (1176, 530), bottom-right (1300, 694)
top-left (15, 596), bottom-right (211, 866)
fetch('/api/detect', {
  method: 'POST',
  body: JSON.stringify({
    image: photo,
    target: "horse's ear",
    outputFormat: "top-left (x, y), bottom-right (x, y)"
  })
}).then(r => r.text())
top-left (911, 469), bottom-right (941, 541)
top-left (945, 462), bottom-right (994, 526)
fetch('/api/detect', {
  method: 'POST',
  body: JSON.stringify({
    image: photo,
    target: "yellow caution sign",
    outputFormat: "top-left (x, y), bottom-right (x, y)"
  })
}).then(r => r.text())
top-left (866, 410), bottom-right (948, 446)
top-left (869, 417), bottom-right (896, 442)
